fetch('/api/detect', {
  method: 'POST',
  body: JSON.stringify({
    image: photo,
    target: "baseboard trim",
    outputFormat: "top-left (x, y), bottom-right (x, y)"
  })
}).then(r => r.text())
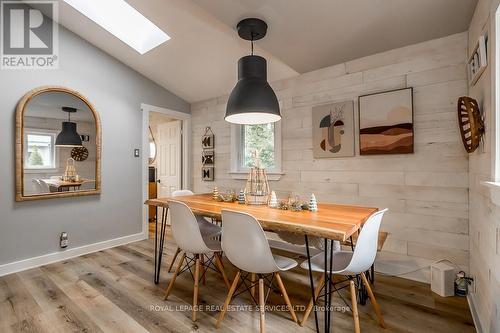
top-left (0, 232), bottom-right (147, 277)
top-left (467, 294), bottom-right (483, 333)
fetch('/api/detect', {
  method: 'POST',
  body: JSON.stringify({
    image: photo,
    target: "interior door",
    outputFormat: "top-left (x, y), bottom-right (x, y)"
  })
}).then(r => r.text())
top-left (157, 120), bottom-right (182, 198)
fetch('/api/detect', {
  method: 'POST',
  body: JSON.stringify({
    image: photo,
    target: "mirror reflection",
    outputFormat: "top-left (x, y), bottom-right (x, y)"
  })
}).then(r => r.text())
top-left (22, 91), bottom-right (97, 196)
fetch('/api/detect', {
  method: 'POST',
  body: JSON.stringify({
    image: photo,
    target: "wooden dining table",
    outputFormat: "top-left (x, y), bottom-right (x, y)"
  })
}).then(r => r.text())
top-left (145, 193), bottom-right (378, 333)
top-left (41, 178), bottom-right (94, 192)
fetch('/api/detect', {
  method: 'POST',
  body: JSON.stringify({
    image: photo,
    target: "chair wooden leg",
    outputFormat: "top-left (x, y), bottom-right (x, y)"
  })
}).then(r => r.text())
top-left (251, 273), bottom-right (257, 298)
top-left (201, 255), bottom-right (206, 285)
top-left (275, 273), bottom-right (298, 324)
top-left (350, 280), bottom-right (361, 333)
top-left (193, 255), bottom-right (201, 321)
top-left (259, 278), bottom-right (266, 333)
top-left (216, 271), bottom-right (241, 328)
top-left (300, 274), bottom-right (325, 326)
top-left (214, 253), bottom-right (231, 289)
top-left (360, 272), bottom-right (386, 328)
top-left (167, 247), bottom-right (181, 273)
top-left (164, 253), bottom-right (185, 300)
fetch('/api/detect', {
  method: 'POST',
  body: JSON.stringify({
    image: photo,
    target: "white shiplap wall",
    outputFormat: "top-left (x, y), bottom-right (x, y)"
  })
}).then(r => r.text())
top-left (191, 32), bottom-right (469, 282)
top-left (467, 0), bottom-right (500, 331)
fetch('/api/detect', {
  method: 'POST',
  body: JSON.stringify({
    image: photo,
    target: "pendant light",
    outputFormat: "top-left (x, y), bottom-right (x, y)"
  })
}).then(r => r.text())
top-left (55, 107), bottom-right (82, 147)
top-left (225, 18), bottom-right (281, 125)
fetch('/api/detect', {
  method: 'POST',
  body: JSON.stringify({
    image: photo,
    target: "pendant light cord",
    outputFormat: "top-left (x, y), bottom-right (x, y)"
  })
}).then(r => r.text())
top-left (251, 32), bottom-right (254, 55)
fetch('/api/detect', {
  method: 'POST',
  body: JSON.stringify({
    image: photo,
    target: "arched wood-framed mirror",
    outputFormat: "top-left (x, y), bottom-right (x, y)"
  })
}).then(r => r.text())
top-left (16, 86), bottom-right (101, 201)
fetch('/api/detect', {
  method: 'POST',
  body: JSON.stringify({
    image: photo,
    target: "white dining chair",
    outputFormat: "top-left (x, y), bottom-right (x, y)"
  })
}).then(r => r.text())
top-left (217, 210), bottom-right (299, 332)
top-left (167, 190), bottom-right (222, 273)
top-left (38, 179), bottom-right (50, 193)
top-left (300, 209), bottom-right (388, 332)
top-left (32, 179), bottom-right (42, 193)
top-left (164, 200), bottom-right (231, 322)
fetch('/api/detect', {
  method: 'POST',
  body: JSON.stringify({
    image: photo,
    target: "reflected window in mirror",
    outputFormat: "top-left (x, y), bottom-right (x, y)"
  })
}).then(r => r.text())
top-left (24, 129), bottom-right (57, 170)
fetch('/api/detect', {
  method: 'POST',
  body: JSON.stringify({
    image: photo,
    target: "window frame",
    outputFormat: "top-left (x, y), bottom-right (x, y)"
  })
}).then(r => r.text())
top-left (23, 128), bottom-right (58, 172)
top-left (495, 6), bottom-right (500, 182)
top-left (230, 121), bottom-right (283, 180)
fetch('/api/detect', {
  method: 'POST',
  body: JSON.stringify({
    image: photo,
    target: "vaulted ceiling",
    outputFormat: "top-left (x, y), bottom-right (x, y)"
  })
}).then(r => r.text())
top-left (54, 0), bottom-right (477, 103)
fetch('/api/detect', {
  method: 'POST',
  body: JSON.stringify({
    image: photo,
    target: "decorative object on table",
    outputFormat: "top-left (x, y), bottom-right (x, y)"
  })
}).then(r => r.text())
top-left (468, 35), bottom-right (487, 86)
top-left (268, 191), bottom-right (278, 208)
top-left (291, 201), bottom-right (303, 212)
top-left (221, 190), bottom-right (237, 202)
top-left (202, 167), bottom-right (214, 181)
top-left (359, 88), bottom-right (414, 155)
top-left (309, 194), bottom-right (318, 212)
top-left (212, 187), bottom-right (220, 201)
top-left (455, 271), bottom-right (473, 297)
top-left (225, 18), bottom-right (281, 125)
top-left (202, 127), bottom-right (215, 181)
top-left (237, 190), bottom-right (246, 204)
top-left (80, 134), bottom-right (90, 142)
top-left (244, 150), bottom-right (270, 205)
top-left (63, 158), bottom-right (78, 181)
top-left (71, 146), bottom-right (89, 161)
top-left (457, 96), bottom-right (485, 153)
top-left (202, 150), bottom-right (214, 165)
top-left (312, 101), bottom-right (355, 158)
top-left (278, 200), bottom-right (289, 210)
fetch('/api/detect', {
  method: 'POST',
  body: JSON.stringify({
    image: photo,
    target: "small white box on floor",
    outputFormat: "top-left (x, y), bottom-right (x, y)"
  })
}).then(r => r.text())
top-left (431, 262), bottom-right (456, 297)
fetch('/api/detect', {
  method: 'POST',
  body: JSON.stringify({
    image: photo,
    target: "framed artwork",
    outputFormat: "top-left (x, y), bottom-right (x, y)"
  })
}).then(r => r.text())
top-left (202, 167), bottom-right (214, 181)
top-left (202, 134), bottom-right (214, 149)
top-left (202, 150), bottom-right (214, 165)
top-left (358, 88), bottom-right (414, 155)
top-left (468, 35), bottom-right (487, 86)
top-left (312, 101), bottom-right (355, 158)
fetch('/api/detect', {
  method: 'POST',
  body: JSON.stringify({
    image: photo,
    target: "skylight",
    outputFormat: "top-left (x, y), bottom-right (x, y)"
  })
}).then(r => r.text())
top-left (63, 0), bottom-right (170, 54)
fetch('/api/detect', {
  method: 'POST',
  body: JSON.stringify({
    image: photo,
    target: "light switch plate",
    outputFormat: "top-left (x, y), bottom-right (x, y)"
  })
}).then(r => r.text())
top-left (134, 149), bottom-right (140, 157)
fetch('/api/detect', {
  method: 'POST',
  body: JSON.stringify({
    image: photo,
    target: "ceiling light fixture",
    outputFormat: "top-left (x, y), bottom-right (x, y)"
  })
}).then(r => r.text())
top-left (55, 107), bottom-right (82, 147)
top-left (63, 0), bottom-right (170, 54)
top-left (225, 18), bottom-right (281, 125)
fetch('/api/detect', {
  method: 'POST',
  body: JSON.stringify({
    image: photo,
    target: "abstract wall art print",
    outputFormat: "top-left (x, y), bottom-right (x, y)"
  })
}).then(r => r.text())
top-left (358, 88), bottom-right (414, 155)
top-left (312, 101), bottom-right (355, 158)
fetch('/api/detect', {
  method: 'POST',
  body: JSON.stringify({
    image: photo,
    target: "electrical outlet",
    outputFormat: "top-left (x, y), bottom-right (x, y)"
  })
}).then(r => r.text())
top-left (134, 149), bottom-right (140, 157)
top-left (60, 232), bottom-right (68, 248)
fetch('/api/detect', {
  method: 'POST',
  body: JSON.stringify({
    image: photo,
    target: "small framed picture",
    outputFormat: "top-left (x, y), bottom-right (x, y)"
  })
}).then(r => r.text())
top-left (359, 87), bottom-right (414, 155)
top-left (202, 134), bottom-right (214, 149)
top-left (468, 35), bottom-right (487, 86)
top-left (202, 167), bottom-right (214, 181)
top-left (202, 150), bottom-right (214, 165)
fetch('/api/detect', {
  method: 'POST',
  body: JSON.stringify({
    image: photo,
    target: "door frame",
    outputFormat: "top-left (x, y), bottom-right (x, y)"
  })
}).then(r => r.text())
top-left (141, 103), bottom-right (191, 238)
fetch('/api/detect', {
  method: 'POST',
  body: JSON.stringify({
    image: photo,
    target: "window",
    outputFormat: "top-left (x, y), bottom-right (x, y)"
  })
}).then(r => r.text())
top-left (63, 0), bottom-right (170, 54)
top-left (230, 122), bottom-right (282, 179)
top-left (241, 123), bottom-right (275, 169)
top-left (24, 130), bottom-right (57, 170)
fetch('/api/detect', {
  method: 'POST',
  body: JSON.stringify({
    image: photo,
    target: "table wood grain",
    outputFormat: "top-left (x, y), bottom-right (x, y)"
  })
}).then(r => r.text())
top-left (145, 193), bottom-right (378, 241)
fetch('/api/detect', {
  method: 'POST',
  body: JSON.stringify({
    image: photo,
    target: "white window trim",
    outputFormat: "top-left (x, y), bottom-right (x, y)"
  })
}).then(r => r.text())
top-left (229, 122), bottom-right (284, 181)
top-left (24, 128), bottom-right (59, 172)
top-left (481, 5), bottom-right (500, 207)
top-left (495, 5), bottom-right (500, 183)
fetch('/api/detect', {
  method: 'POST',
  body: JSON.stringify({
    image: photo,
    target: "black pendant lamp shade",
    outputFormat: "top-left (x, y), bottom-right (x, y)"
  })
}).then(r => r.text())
top-left (225, 18), bottom-right (281, 125)
top-left (55, 107), bottom-right (82, 147)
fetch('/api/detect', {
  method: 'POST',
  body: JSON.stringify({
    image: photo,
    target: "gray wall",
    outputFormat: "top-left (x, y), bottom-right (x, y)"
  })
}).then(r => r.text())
top-left (0, 26), bottom-right (189, 265)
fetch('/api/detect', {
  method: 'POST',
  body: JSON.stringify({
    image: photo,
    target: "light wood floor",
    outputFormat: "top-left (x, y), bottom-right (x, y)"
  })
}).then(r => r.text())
top-left (0, 231), bottom-right (475, 333)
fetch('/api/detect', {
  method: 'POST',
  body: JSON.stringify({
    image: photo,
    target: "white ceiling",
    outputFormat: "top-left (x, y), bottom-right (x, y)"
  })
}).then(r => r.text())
top-left (53, 0), bottom-right (477, 104)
